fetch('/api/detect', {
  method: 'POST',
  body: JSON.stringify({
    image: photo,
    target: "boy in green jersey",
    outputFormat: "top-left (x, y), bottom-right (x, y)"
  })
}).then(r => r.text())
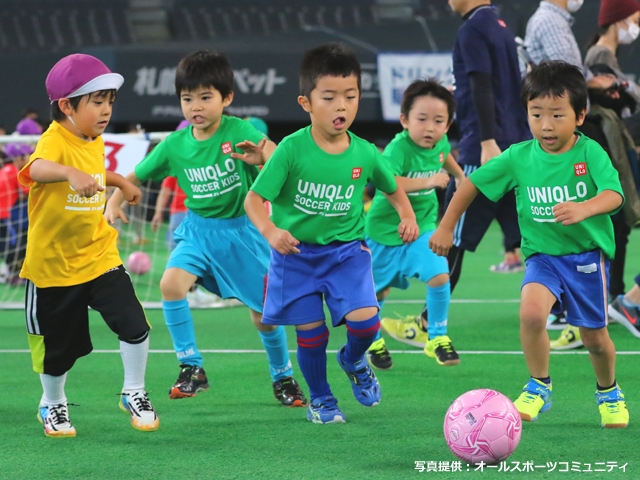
top-left (106, 51), bottom-right (307, 407)
top-left (365, 79), bottom-right (466, 369)
top-left (430, 61), bottom-right (629, 428)
top-left (245, 43), bottom-right (419, 424)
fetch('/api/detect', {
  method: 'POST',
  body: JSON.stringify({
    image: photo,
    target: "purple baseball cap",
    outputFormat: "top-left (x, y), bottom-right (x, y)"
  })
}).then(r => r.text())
top-left (176, 119), bottom-right (190, 131)
top-left (46, 54), bottom-right (124, 102)
top-left (16, 118), bottom-right (43, 135)
top-left (4, 143), bottom-right (34, 159)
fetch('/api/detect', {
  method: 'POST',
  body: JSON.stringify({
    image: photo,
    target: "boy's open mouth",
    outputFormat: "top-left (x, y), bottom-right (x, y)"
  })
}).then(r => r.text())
top-left (333, 116), bottom-right (346, 129)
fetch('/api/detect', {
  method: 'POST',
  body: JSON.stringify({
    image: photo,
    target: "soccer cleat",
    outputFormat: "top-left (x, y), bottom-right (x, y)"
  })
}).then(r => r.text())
top-left (273, 377), bottom-right (308, 407)
top-left (513, 378), bottom-right (552, 422)
top-left (546, 311), bottom-right (567, 330)
top-left (596, 385), bottom-right (629, 429)
top-left (381, 315), bottom-right (429, 348)
top-left (424, 335), bottom-right (460, 366)
top-left (337, 347), bottom-right (381, 407)
top-left (38, 403), bottom-right (76, 438)
top-left (550, 325), bottom-right (583, 350)
top-left (120, 391), bottom-right (160, 432)
top-left (608, 296), bottom-right (640, 338)
top-left (306, 395), bottom-right (346, 424)
top-left (489, 261), bottom-right (525, 273)
top-left (367, 338), bottom-right (393, 370)
top-left (169, 364), bottom-right (210, 399)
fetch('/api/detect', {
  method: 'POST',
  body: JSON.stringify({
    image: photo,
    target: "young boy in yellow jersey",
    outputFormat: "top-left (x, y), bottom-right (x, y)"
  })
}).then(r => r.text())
top-left (19, 54), bottom-right (159, 437)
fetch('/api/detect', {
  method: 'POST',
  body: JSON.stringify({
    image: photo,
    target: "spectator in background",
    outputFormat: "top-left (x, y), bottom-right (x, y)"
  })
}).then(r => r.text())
top-left (0, 143), bottom-right (32, 286)
top-left (586, 0), bottom-right (640, 145)
top-left (445, 0), bottom-right (530, 296)
top-left (15, 117), bottom-right (43, 136)
top-left (524, 0), bottom-right (585, 69)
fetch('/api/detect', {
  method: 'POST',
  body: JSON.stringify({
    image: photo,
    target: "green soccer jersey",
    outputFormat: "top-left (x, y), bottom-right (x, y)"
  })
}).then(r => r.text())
top-left (135, 115), bottom-right (264, 218)
top-left (469, 133), bottom-right (624, 259)
top-left (251, 126), bottom-right (398, 244)
top-left (366, 130), bottom-right (450, 246)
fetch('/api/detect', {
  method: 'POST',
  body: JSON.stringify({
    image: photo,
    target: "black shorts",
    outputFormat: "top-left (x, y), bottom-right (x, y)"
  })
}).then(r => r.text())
top-left (445, 164), bottom-right (521, 252)
top-left (25, 265), bottom-right (150, 376)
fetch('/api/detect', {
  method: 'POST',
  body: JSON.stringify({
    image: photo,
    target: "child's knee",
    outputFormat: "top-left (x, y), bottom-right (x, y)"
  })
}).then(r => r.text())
top-left (160, 271), bottom-right (192, 300)
top-left (427, 273), bottom-right (449, 288)
top-left (345, 306), bottom-right (378, 321)
top-left (519, 305), bottom-right (547, 330)
top-left (581, 327), bottom-right (610, 352)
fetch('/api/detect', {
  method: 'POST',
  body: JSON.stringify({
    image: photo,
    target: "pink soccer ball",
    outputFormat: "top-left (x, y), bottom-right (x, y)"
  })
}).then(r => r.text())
top-left (127, 251), bottom-right (151, 275)
top-left (443, 389), bottom-right (521, 465)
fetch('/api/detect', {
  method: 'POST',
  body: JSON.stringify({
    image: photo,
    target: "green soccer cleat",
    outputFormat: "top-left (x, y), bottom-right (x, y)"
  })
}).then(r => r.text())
top-left (513, 378), bottom-right (552, 422)
top-left (381, 315), bottom-right (429, 348)
top-left (424, 335), bottom-right (460, 366)
top-left (596, 385), bottom-right (629, 429)
top-left (550, 325), bottom-right (583, 350)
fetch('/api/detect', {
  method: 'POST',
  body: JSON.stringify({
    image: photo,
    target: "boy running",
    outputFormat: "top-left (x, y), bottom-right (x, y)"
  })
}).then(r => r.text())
top-left (430, 61), bottom-right (629, 428)
top-left (106, 51), bottom-right (307, 407)
top-left (365, 79), bottom-right (465, 369)
top-left (245, 43), bottom-right (419, 424)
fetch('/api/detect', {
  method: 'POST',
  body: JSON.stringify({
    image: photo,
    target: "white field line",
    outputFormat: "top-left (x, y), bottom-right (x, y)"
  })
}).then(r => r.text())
top-left (2, 349), bottom-right (640, 355)
top-left (0, 298), bottom-right (521, 310)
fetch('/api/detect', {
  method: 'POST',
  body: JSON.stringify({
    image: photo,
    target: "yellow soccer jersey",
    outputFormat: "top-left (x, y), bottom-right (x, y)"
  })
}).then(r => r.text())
top-left (19, 122), bottom-right (121, 287)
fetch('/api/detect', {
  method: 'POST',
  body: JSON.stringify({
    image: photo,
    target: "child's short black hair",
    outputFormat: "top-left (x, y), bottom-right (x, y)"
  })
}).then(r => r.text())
top-left (521, 61), bottom-right (587, 116)
top-left (175, 50), bottom-right (234, 99)
top-left (401, 79), bottom-right (455, 122)
top-left (50, 90), bottom-right (117, 122)
top-left (299, 43), bottom-right (361, 99)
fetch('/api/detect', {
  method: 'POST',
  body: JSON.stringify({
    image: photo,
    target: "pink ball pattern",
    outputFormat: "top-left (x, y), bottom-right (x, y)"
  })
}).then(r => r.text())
top-left (127, 251), bottom-right (151, 275)
top-left (443, 389), bottom-right (521, 465)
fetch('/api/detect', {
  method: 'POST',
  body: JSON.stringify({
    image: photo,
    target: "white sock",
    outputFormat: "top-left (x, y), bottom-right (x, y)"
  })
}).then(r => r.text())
top-left (121, 336), bottom-right (149, 392)
top-left (40, 373), bottom-right (67, 405)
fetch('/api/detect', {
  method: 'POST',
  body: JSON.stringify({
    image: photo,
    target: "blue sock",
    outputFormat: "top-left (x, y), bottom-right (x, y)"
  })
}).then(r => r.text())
top-left (163, 299), bottom-right (202, 366)
top-left (427, 282), bottom-right (450, 339)
top-left (259, 326), bottom-right (293, 381)
top-left (296, 324), bottom-right (331, 401)
top-left (343, 315), bottom-right (380, 366)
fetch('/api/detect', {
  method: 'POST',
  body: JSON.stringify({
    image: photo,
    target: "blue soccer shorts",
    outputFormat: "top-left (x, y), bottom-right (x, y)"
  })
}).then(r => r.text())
top-left (262, 240), bottom-right (379, 326)
top-left (167, 211), bottom-right (269, 312)
top-left (367, 231), bottom-right (449, 292)
top-left (523, 250), bottom-right (609, 329)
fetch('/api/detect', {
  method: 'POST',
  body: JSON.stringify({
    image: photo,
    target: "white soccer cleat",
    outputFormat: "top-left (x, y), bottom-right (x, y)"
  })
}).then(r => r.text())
top-left (38, 403), bottom-right (76, 438)
top-left (119, 390), bottom-right (160, 432)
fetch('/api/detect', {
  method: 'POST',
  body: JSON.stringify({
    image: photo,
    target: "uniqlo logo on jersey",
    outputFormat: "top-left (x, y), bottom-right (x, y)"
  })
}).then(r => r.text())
top-left (221, 142), bottom-right (232, 154)
top-left (574, 162), bottom-right (587, 176)
top-left (439, 152), bottom-right (445, 163)
top-left (352, 167), bottom-right (362, 179)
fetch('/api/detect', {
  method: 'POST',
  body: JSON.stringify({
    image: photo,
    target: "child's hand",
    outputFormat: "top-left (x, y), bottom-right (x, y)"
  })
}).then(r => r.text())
top-left (150, 212), bottom-right (163, 232)
top-left (266, 227), bottom-right (301, 255)
top-left (425, 172), bottom-right (450, 190)
top-left (104, 202), bottom-right (129, 225)
top-left (121, 182), bottom-right (142, 206)
top-left (429, 227), bottom-right (453, 256)
top-left (68, 169), bottom-right (104, 197)
top-left (232, 139), bottom-right (268, 166)
top-left (553, 201), bottom-right (587, 225)
top-left (398, 218), bottom-right (419, 243)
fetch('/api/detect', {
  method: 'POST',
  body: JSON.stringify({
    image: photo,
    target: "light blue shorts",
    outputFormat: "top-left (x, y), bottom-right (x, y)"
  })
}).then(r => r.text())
top-left (167, 211), bottom-right (269, 312)
top-left (367, 231), bottom-right (449, 292)
top-left (523, 250), bottom-right (609, 329)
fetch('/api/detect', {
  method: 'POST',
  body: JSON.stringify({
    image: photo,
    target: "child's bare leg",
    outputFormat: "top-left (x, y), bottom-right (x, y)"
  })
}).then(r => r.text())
top-left (520, 283), bottom-right (556, 378)
top-left (580, 326), bottom-right (616, 388)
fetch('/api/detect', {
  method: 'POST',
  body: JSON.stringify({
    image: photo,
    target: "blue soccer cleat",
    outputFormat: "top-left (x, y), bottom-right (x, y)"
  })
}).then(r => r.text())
top-left (337, 347), bottom-right (381, 407)
top-left (306, 395), bottom-right (346, 424)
